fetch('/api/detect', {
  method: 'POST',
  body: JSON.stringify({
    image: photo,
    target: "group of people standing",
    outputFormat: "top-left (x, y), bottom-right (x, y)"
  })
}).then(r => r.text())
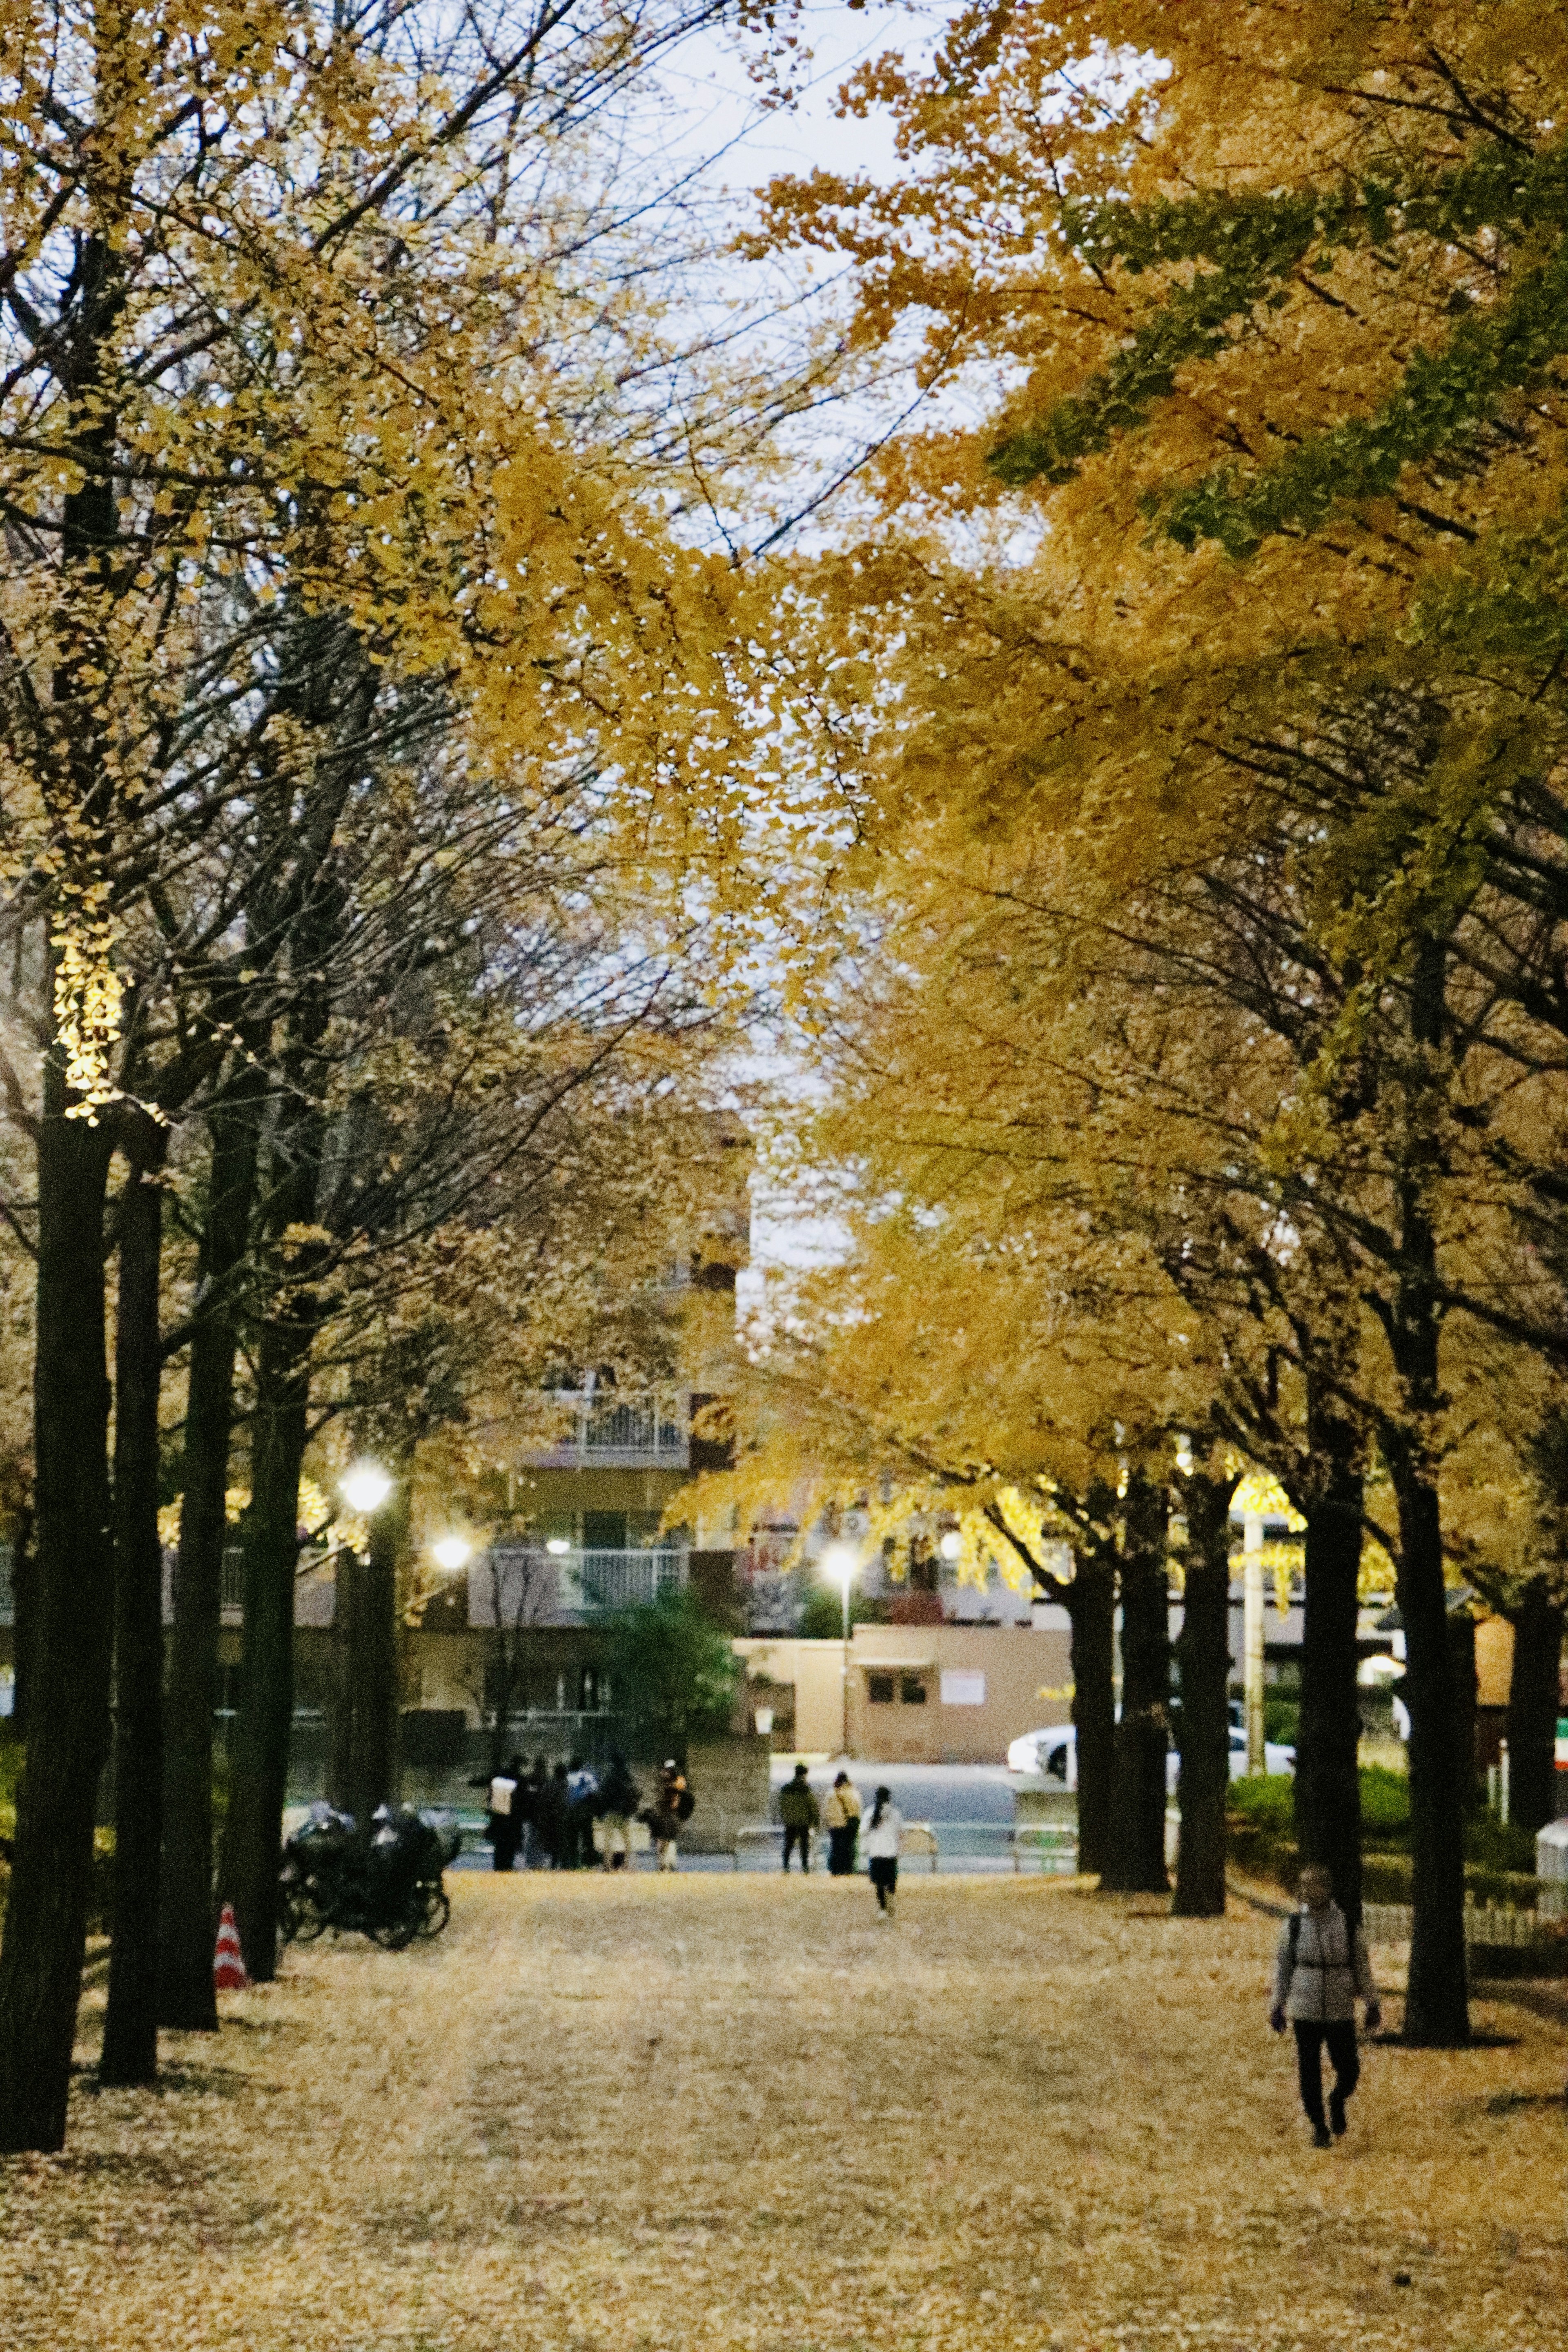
top-left (478, 1755), bottom-right (694, 1873)
top-left (778, 1765), bottom-right (903, 1915)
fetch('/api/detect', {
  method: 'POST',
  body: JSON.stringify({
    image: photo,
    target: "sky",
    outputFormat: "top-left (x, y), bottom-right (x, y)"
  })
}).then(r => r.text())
top-left (654, 10), bottom-right (962, 1296)
top-left (655, 2), bottom-right (948, 207)
top-left (640, 7), bottom-right (956, 1302)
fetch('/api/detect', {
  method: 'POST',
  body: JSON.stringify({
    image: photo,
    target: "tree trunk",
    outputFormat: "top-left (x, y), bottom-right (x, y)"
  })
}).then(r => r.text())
top-left (1173, 1472), bottom-right (1233, 1917)
top-left (1064, 1542), bottom-right (1116, 1879)
top-left (1506, 1577), bottom-right (1565, 1836)
top-left (219, 1313), bottom-right (312, 1983)
top-left (0, 191), bottom-right (125, 2147)
top-left (159, 1080), bottom-right (263, 2029)
top-left (7, 1505), bottom-right (34, 1740)
top-left (216, 851), bottom-right (334, 1982)
top-left (326, 1547), bottom-right (360, 1812)
top-left (1448, 1607), bottom-right (1478, 1817)
top-left (101, 1147), bottom-right (167, 2087)
top-left (1392, 1469), bottom-right (1469, 2042)
top-left (347, 1489), bottom-right (407, 1827)
top-left (1294, 1414), bottom-right (1364, 1932)
top-left (0, 1105), bottom-right (115, 2152)
top-left (1102, 1470), bottom-right (1170, 1894)
top-left (1385, 930), bottom-right (1470, 2046)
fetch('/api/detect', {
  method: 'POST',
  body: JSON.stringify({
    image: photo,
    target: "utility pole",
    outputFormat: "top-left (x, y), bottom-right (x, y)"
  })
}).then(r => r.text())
top-left (1244, 1511), bottom-right (1266, 1776)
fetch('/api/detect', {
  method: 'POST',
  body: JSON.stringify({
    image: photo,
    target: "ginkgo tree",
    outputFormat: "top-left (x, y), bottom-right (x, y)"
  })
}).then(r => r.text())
top-left (697, 1170), bottom-right (1249, 1906)
top-left (742, 0), bottom-right (1568, 2050)
top-left (0, 0), bottom-right (844, 2152)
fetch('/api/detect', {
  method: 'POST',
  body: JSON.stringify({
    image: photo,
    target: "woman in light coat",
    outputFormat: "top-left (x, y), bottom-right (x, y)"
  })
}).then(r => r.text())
top-left (862, 1785), bottom-right (902, 1918)
top-left (1270, 1864), bottom-right (1381, 2146)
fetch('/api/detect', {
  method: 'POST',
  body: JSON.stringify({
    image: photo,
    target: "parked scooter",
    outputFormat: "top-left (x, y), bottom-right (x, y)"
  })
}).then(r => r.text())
top-left (280, 1803), bottom-right (457, 1948)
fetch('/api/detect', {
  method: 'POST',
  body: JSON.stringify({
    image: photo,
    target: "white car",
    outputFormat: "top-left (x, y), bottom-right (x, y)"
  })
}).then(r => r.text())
top-left (1008, 1724), bottom-right (1078, 1783)
top-left (1007, 1723), bottom-right (1294, 1791)
top-left (1229, 1725), bottom-right (1296, 1780)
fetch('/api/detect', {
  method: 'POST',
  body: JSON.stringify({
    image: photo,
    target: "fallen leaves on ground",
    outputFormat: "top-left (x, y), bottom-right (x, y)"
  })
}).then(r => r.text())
top-left (2, 1873), bottom-right (1564, 2350)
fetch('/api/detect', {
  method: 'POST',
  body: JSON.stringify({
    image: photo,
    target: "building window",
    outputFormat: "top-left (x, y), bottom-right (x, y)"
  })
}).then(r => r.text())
top-left (867, 1673), bottom-right (895, 1704)
top-left (900, 1675), bottom-right (927, 1706)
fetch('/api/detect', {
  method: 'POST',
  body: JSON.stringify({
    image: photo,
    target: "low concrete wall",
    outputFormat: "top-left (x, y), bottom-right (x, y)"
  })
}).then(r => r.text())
top-left (676, 1736), bottom-right (772, 1853)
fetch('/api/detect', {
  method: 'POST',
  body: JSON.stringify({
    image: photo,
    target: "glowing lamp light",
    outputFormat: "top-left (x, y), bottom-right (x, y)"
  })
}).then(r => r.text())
top-left (939, 1530), bottom-right (962, 1561)
top-left (432, 1534), bottom-right (472, 1573)
top-left (546, 1537), bottom-right (572, 1557)
top-left (341, 1460), bottom-right (391, 1514)
top-left (821, 1541), bottom-right (857, 1590)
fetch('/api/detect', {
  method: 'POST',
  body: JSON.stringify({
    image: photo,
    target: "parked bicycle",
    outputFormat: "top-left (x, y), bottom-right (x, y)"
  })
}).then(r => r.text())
top-left (280, 1803), bottom-right (458, 1949)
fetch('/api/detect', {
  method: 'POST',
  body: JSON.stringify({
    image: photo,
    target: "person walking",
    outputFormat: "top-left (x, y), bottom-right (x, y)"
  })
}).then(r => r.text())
top-left (823, 1770), bottom-right (862, 1877)
top-left (862, 1785), bottom-right (902, 1918)
top-left (566, 1754), bottom-right (599, 1869)
top-left (779, 1762), bottom-right (820, 1873)
top-left (521, 1755), bottom-right (548, 1868)
top-left (481, 1755), bottom-right (524, 1872)
top-left (1270, 1863), bottom-right (1381, 2147)
top-left (598, 1753), bottom-right (641, 1870)
top-left (647, 1760), bottom-right (690, 1871)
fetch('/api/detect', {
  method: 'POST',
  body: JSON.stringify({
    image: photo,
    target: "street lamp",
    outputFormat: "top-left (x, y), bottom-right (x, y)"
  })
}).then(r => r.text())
top-left (822, 1541), bottom-right (858, 1757)
top-left (432, 1533), bottom-right (472, 1573)
top-left (341, 1459), bottom-right (392, 1515)
top-left (939, 1529), bottom-right (962, 1562)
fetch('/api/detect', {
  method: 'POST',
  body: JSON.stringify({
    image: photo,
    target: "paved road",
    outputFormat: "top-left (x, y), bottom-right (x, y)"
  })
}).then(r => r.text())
top-left (451, 1760), bottom-right (1072, 1871)
top-left (768, 1758), bottom-right (1020, 1824)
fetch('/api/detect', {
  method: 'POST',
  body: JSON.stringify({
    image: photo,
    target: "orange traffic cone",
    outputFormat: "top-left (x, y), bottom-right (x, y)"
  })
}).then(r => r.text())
top-left (213, 1902), bottom-right (248, 1991)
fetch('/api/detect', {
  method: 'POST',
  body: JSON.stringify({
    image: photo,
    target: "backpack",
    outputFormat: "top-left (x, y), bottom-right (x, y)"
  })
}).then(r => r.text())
top-left (675, 1784), bottom-right (696, 1822)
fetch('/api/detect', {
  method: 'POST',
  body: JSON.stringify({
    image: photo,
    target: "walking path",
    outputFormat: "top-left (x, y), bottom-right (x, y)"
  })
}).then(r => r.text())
top-left (2, 1873), bottom-right (1564, 2350)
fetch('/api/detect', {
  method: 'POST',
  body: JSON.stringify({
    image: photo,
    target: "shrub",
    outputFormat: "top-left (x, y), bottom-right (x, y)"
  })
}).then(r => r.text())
top-left (606, 1585), bottom-right (741, 1757)
top-left (1264, 1699), bottom-right (1299, 1747)
top-left (795, 1588), bottom-right (889, 1642)
top-left (1227, 1772), bottom-right (1295, 1830)
top-left (1463, 1809), bottom-right (1538, 1874)
top-left (1358, 1765), bottom-right (1412, 1848)
top-left (0, 1738), bottom-right (21, 1842)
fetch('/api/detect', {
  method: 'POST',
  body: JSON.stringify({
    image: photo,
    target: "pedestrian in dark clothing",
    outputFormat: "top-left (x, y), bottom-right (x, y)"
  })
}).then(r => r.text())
top-left (533, 1762), bottom-right (570, 1869)
top-left (779, 1762), bottom-right (820, 1872)
top-left (645, 1760), bottom-right (691, 1870)
top-left (472, 1755), bottom-right (524, 1871)
top-left (598, 1753), bottom-right (641, 1870)
top-left (1270, 1864), bottom-right (1381, 2147)
top-left (520, 1756), bottom-right (549, 1868)
top-left (824, 1770), bottom-right (862, 1877)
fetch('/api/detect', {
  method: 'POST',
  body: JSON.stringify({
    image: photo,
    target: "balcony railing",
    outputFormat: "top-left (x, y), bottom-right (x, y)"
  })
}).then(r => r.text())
top-left (476, 1546), bottom-right (688, 1625)
top-left (523, 1394), bottom-right (688, 1469)
top-left (568, 1547), bottom-right (687, 1615)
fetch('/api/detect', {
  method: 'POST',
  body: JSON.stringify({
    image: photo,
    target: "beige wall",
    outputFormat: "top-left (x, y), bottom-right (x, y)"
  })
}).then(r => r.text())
top-left (735, 1622), bottom-right (1074, 1764)
top-left (1475, 1613), bottom-right (1513, 1711)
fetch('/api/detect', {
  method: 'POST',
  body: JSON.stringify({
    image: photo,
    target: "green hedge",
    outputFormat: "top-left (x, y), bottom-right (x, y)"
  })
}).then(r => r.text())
top-left (1226, 1768), bottom-right (1544, 1908)
top-left (0, 1748), bottom-right (116, 1934)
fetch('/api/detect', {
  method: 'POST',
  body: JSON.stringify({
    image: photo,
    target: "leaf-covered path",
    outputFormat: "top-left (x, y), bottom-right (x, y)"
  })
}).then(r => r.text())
top-left (2, 1873), bottom-right (1565, 2350)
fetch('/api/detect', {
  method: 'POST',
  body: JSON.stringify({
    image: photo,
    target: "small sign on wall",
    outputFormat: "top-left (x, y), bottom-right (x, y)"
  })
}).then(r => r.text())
top-left (940, 1669), bottom-right (986, 1706)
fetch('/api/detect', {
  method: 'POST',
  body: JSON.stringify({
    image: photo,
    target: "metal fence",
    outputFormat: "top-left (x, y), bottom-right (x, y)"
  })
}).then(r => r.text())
top-left (566, 1548), bottom-right (687, 1615)
top-left (520, 1392), bottom-right (690, 1468)
top-left (581, 1400), bottom-right (686, 1459)
top-left (1363, 1899), bottom-right (1567, 1948)
top-left (221, 1546), bottom-right (245, 1615)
